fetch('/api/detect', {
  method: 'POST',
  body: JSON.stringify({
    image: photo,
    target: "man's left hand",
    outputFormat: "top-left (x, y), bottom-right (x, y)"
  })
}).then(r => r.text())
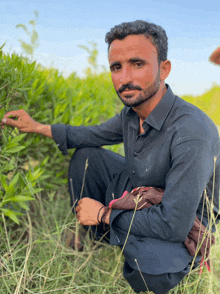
top-left (75, 197), bottom-right (104, 225)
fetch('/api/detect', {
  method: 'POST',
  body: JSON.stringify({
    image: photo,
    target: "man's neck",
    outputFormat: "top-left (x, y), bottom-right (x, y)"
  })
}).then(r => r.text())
top-left (132, 82), bottom-right (167, 121)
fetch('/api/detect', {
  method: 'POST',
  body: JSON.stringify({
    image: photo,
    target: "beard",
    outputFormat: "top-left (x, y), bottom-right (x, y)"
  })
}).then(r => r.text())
top-left (116, 72), bottom-right (160, 108)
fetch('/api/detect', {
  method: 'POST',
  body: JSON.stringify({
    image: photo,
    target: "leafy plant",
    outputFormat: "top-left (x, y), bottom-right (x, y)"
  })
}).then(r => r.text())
top-left (78, 41), bottom-right (100, 75)
top-left (16, 10), bottom-right (39, 59)
top-left (0, 129), bottom-right (44, 224)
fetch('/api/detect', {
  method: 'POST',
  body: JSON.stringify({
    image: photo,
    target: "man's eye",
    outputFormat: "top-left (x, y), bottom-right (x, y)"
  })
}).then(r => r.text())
top-left (111, 65), bottom-right (121, 72)
top-left (134, 62), bottom-right (143, 68)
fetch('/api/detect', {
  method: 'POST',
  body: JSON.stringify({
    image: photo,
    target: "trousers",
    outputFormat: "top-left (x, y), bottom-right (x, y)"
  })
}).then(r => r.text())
top-left (67, 147), bottom-right (194, 294)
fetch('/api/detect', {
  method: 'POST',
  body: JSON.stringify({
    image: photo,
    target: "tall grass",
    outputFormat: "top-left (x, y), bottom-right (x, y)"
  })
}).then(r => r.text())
top-left (1, 186), bottom-right (220, 293)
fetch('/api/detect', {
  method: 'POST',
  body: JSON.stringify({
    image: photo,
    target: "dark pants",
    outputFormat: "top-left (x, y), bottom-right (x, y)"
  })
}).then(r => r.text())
top-left (68, 147), bottom-right (192, 294)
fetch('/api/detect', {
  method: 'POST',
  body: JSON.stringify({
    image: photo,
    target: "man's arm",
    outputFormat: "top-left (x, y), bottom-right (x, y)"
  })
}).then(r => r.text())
top-left (1, 109), bottom-right (53, 138)
top-left (110, 136), bottom-right (218, 243)
top-left (0, 109), bottom-right (123, 150)
top-left (51, 113), bottom-right (123, 155)
top-left (1, 109), bottom-right (124, 152)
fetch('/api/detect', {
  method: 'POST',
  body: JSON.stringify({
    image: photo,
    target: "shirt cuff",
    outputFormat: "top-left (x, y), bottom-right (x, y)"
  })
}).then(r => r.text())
top-left (51, 124), bottom-right (68, 155)
top-left (109, 209), bottom-right (135, 246)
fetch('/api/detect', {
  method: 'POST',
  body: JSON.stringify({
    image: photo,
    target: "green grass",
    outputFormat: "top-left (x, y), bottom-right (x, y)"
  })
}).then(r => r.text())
top-left (1, 187), bottom-right (220, 294)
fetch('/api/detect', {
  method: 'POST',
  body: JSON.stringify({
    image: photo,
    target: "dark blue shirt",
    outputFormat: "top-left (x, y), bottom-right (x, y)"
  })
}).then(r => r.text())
top-left (51, 85), bottom-right (220, 274)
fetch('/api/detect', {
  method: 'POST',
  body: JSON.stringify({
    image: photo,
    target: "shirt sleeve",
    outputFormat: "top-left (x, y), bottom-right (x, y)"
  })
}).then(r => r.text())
top-left (110, 136), bottom-right (218, 243)
top-left (51, 112), bottom-right (123, 155)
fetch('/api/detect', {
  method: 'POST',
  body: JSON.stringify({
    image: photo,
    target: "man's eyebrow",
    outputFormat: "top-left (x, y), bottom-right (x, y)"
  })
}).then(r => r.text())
top-left (129, 57), bottom-right (146, 63)
top-left (109, 58), bottom-right (147, 69)
top-left (109, 61), bottom-right (121, 69)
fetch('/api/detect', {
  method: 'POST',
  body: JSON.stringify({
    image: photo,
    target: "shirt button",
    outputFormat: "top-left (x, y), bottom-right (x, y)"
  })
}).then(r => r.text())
top-left (134, 152), bottom-right (137, 157)
top-left (132, 171), bottom-right (135, 175)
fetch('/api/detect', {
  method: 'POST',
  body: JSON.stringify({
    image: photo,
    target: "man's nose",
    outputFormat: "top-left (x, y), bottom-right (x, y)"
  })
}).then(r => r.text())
top-left (120, 66), bottom-right (133, 85)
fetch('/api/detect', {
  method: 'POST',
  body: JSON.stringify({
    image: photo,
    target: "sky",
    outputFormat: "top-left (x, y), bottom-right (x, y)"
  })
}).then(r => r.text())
top-left (1, 0), bottom-right (220, 96)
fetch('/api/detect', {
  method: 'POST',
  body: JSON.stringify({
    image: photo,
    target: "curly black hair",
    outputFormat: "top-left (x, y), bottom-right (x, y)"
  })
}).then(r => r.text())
top-left (105, 20), bottom-right (168, 63)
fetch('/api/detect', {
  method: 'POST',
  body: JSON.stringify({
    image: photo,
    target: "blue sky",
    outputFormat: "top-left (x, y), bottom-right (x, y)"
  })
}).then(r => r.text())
top-left (1, 0), bottom-right (220, 96)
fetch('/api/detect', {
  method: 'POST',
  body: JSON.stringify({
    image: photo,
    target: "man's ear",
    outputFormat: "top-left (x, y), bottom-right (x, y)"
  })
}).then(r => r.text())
top-left (160, 60), bottom-right (171, 81)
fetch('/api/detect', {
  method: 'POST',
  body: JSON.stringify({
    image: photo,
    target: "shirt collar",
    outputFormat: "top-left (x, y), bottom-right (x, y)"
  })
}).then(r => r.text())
top-left (126, 84), bottom-right (176, 132)
top-left (145, 84), bottom-right (176, 131)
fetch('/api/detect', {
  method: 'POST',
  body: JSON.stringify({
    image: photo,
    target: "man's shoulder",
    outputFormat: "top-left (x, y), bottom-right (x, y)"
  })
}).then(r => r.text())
top-left (169, 95), bottom-right (219, 142)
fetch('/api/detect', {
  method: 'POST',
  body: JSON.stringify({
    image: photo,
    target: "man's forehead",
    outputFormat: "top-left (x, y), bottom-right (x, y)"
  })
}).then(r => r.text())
top-left (108, 34), bottom-right (157, 61)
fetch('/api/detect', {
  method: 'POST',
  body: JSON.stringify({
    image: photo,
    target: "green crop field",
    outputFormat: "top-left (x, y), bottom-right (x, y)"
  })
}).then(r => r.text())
top-left (0, 48), bottom-right (220, 293)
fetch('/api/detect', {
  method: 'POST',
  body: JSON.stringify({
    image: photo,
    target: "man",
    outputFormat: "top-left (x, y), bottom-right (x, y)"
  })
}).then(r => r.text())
top-left (1, 20), bottom-right (220, 294)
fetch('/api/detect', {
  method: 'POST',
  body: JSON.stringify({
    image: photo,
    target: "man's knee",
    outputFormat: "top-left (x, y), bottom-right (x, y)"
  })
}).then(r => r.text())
top-left (69, 146), bottom-right (124, 179)
top-left (68, 147), bottom-right (101, 176)
top-left (123, 261), bottom-right (189, 294)
top-left (70, 146), bottom-right (101, 163)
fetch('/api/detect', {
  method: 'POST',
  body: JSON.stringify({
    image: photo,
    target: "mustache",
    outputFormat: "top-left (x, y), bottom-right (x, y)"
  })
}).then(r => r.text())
top-left (118, 83), bottom-right (142, 94)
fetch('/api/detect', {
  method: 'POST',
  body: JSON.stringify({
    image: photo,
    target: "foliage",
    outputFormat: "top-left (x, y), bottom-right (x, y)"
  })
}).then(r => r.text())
top-left (16, 11), bottom-right (39, 59)
top-left (78, 41), bottom-right (107, 75)
top-left (78, 41), bottom-right (99, 75)
top-left (0, 128), bottom-right (43, 224)
top-left (0, 48), bottom-right (122, 224)
top-left (182, 84), bottom-right (220, 127)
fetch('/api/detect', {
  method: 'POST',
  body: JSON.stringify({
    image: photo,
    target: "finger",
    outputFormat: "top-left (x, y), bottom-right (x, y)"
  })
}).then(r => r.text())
top-left (75, 205), bottom-right (80, 212)
top-left (3, 110), bottom-right (23, 119)
top-left (1, 117), bottom-right (20, 128)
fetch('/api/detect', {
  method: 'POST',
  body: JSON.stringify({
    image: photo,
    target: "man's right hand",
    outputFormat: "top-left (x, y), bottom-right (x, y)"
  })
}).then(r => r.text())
top-left (1, 109), bottom-right (40, 133)
top-left (1, 109), bottom-right (52, 138)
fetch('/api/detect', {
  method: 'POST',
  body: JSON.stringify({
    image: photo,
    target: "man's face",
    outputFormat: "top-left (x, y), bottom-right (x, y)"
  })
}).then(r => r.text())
top-left (108, 34), bottom-right (161, 108)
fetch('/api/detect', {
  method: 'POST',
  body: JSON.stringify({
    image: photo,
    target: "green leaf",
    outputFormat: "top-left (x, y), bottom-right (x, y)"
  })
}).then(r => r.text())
top-left (31, 30), bottom-right (39, 47)
top-left (0, 107), bottom-right (5, 119)
top-left (1, 208), bottom-right (22, 224)
top-left (18, 201), bottom-right (29, 210)
top-left (41, 156), bottom-right (49, 166)
top-left (5, 142), bottom-right (17, 149)
top-left (2, 160), bottom-right (15, 172)
top-left (8, 172), bottom-right (20, 188)
top-left (20, 41), bottom-right (33, 56)
top-left (32, 78), bottom-right (39, 90)
top-left (19, 87), bottom-right (32, 91)
top-left (6, 196), bottom-right (35, 202)
top-left (0, 42), bottom-right (6, 50)
top-left (30, 188), bottom-right (43, 194)
top-left (29, 20), bottom-right (36, 27)
top-left (31, 168), bottom-right (44, 181)
top-left (0, 175), bottom-right (8, 192)
top-left (11, 133), bottom-right (26, 144)
top-left (5, 146), bottom-right (25, 154)
top-left (16, 24), bottom-right (29, 34)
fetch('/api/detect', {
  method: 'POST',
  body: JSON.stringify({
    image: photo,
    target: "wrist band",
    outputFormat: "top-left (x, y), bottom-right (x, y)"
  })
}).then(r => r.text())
top-left (97, 206), bottom-right (105, 224)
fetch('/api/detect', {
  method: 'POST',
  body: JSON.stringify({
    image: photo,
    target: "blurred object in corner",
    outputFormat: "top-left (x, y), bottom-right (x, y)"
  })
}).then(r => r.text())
top-left (209, 47), bottom-right (220, 65)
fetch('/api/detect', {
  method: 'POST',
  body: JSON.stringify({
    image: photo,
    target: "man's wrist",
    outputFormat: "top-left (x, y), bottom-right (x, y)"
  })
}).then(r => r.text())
top-left (101, 208), bottom-right (112, 225)
top-left (35, 124), bottom-right (53, 138)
